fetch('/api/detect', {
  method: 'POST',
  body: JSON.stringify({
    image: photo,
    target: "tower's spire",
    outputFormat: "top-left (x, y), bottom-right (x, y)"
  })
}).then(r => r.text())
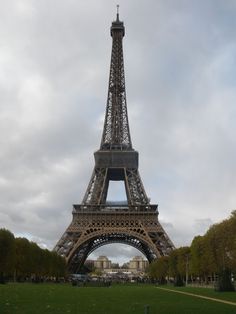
top-left (100, 9), bottom-right (130, 150)
top-left (116, 4), bottom-right (119, 21)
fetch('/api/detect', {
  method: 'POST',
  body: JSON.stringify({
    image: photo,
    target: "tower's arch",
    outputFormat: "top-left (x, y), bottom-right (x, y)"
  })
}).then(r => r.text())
top-left (67, 229), bottom-right (160, 272)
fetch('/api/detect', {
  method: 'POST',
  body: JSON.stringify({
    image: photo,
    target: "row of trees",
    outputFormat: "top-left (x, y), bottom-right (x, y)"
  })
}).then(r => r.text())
top-left (149, 211), bottom-right (236, 291)
top-left (0, 229), bottom-right (66, 282)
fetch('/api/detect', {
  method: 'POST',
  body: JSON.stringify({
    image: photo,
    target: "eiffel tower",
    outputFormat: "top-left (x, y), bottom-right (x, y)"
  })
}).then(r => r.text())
top-left (55, 10), bottom-right (175, 272)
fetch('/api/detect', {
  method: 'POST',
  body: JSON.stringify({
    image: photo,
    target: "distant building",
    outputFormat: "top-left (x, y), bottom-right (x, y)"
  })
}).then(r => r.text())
top-left (92, 255), bottom-right (148, 280)
top-left (128, 256), bottom-right (149, 272)
top-left (94, 256), bottom-right (111, 269)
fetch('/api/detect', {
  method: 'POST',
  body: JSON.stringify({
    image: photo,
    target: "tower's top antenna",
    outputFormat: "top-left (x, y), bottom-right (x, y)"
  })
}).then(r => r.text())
top-left (116, 4), bottom-right (120, 21)
top-left (110, 4), bottom-right (124, 37)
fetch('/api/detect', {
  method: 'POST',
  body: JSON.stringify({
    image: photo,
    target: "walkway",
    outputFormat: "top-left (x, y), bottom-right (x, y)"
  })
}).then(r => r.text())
top-left (155, 287), bottom-right (236, 306)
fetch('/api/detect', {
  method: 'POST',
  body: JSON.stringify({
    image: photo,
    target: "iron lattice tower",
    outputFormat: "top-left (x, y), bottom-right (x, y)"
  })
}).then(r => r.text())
top-left (55, 12), bottom-right (175, 272)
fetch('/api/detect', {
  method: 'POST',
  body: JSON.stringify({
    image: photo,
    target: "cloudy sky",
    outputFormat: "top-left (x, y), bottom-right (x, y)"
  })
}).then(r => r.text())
top-left (1, 0), bottom-right (236, 264)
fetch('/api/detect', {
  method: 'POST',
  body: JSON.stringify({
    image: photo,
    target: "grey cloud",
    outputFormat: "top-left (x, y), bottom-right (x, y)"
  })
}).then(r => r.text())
top-left (193, 218), bottom-right (213, 235)
top-left (89, 244), bottom-right (146, 265)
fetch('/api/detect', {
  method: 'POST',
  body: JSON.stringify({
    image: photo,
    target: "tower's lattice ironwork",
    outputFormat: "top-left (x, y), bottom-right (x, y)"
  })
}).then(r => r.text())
top-left (54, 12), bottom-right (175, 272)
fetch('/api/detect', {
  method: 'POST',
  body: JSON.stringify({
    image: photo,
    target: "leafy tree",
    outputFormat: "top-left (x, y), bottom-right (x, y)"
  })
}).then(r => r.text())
top-left (190, 235), bottom-right (216, 281)
top-left (148, 257), bottom-right (169, 283)
top-left (0, 229), bottom-right (15, 282)
top-left (168, 250), bottom-right (178, 279)
top-left (215, 268), bottom-right (234, 292)
top-left (94, 269), bottom-right (103, 277)
top-left (168, 247), bottom-right (189, 286)
top-left (147, 260), bottom-right (156, 280)
top-left (15, 237), bottom-right (32, 280)
top-left (206, 216), bottom-right (234, 273)
top-left (225, 211), bottom-right (236, 273)
top-left (176, 246), bottom-right (190, 279)
top-left (1, 229), bottom-right (66, 282)
top-left (15, 237), bottom-right (66, 280)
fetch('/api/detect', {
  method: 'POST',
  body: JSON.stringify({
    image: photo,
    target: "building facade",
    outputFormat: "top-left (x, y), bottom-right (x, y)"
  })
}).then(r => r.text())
top-left (128, 256), bottom-right (149, 272)
top-left (94, 256), bottom-right (112, 269)
top-left (92, 255), bottom-right (148, 279)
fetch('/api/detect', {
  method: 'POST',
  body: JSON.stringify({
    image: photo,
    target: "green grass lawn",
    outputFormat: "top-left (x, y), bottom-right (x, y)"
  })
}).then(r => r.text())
top-left (0, 283), bottom-right (235, 314)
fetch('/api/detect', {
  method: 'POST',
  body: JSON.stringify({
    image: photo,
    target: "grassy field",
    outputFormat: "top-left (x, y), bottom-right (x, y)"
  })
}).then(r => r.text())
top-left (0, 283), bottom-right (235, 314)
